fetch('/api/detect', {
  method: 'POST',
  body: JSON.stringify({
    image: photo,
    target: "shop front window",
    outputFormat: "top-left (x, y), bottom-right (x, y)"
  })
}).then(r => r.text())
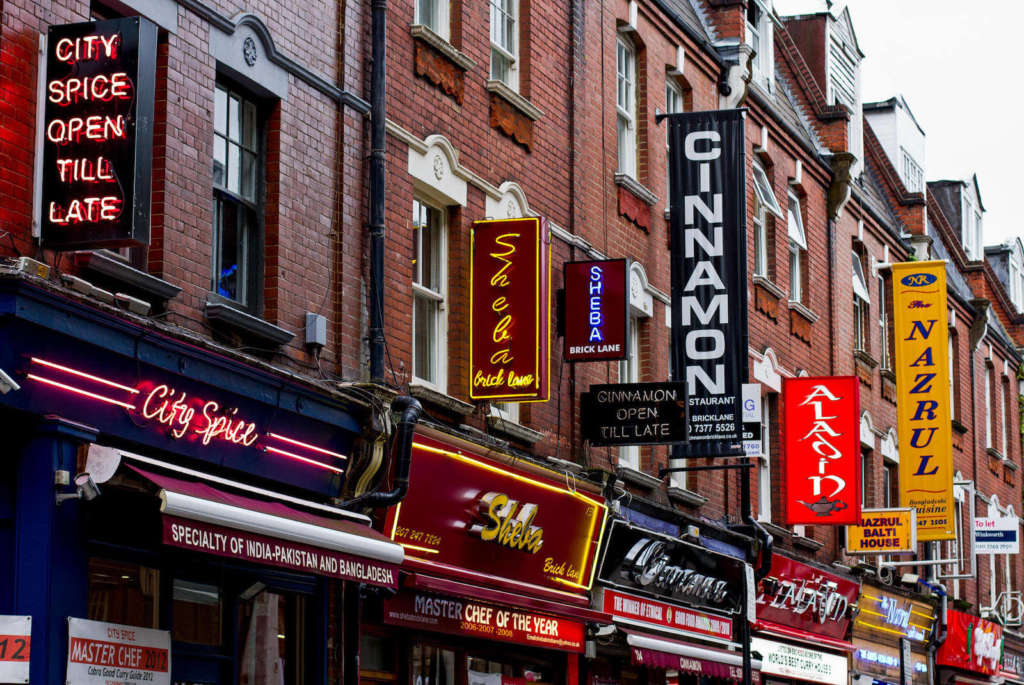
top-left (173, 579), bottom-right (223, 647)
top-left (88, 557), bottom-right (160, 628)
top-left (413, 644), bottom-right (457, 685)
top-left (238, 590), bottom-right (308, 684)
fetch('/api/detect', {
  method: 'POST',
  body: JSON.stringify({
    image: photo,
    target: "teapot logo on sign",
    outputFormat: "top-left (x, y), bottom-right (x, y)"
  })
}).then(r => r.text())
top-left (757, 573), bottom-right (848, 623)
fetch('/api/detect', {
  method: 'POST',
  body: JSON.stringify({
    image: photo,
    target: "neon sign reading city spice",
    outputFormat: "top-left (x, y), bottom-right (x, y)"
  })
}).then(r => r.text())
top-left (469, 218), bottom-right (550, 401)
top-left (25, 357), bottom-right (346, 473)
top-left (41, 17), bottom-right (157, 249)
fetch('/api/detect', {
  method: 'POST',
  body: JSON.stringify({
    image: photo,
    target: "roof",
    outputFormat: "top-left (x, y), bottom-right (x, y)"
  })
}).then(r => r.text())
top-left (654, 0), bottom-right (717, 43)
top-left (929, 219), bottom-right (979, 305)
top-left (862, 95), bottom-right (926, 137)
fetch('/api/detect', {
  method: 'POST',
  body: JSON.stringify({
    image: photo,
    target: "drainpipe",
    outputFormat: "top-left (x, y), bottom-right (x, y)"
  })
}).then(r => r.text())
top-left (368, 0), bottom-right (387, 383)
top-left (344, 395), bottom-right (422, 509)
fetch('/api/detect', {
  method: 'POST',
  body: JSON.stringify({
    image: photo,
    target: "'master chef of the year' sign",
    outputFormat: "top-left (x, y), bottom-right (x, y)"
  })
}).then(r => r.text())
top-left (385, 434), bottom-right (606, 598)
top-left (42, 17), bottom-right (157, 249)
top-left (597, 518), bottom-right (747, 616)
top-left (469, 217), bottom-right (550, 402)
top-left (782, 376), bottom-right (861, 525)
top-left (563, 259), bottom-right (629, 362)
top-left (580, 382), bottom-right (688, 446)
top-left (384, 592), bottom-right (585, 653)
top-left (664, 109), bottom-right (747, 458)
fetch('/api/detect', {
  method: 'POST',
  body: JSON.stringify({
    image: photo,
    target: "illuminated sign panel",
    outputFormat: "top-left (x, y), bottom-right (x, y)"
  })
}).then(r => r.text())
top-left (892, 261), bottom-right (955, 540)
top-left (469, 217), bottom-right (550, 401)
top-left (42, 18), bottom-right (156, 249)
top-left (385, 434), bottom-right (606, 598)
top-left (846, 508), bottom-right (917, 554)
top-left (563, 259), bottom-right (628, 362)
top-left (937, 610), bottom-right (1003, 675)
top-left (852, 586), bottom-right (936, 645)
top-left (782, 376), bottom-right (861, 525)
top-left (755, 554), bottom-right (859, 640)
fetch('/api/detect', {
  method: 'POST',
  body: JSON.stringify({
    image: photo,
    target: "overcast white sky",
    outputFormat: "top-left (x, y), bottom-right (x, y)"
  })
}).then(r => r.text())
top-left (772, 0), bottom-right (1022, 247)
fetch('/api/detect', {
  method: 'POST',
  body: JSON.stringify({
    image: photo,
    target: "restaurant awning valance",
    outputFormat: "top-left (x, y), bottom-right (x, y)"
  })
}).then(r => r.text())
top-left (625, 630), bottom-right (762, 683)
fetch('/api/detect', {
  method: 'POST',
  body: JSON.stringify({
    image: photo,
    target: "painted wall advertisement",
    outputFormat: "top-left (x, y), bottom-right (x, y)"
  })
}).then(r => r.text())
top-left (846, 508), bottom-right (917, 554)
top-left (0, 615), bottom-right (30, 683)
top-left (936, 609), bottom-right (1003, 676)
top-left (42, 18), bottom-right (157, 249)
top-left (665, 110), bottom-right (747, 457)
top-left (563, 259), bottom-right (628, 362)
top-left (782, 376), bottom-right (861, 525)
top-left (891, 261), bottom-right (955, 541)
top-left (974, 516), bottom-right (1020, 554)
top-left (66, 618), bottom-right (170, 684)
top-left (470, 217), bottom-right (550, 402)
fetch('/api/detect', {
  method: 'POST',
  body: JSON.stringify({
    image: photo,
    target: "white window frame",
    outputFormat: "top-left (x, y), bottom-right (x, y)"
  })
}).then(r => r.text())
top-left (985, 364), bottom-right (993, 448)
top-left (411, 198), bottom-right (448, 391)
top-left (948, 332), bottom-right (956, 420)
top-left (1001, 374), bottom-right (1009, 456)
top-left (745, 0), bottom-right (774, 90)
top-left (751, 163), bottom-right (782, 278)
top-left (901, 147), bottom-right (923, 193)
top-left (618, 316), bottom-right (642, 470)
top-left (489, 0), bottom-right (519, 91)
top-left (852, 252), bottom-right (869, 352)
top-left (757, 397), bottom-right (772, 522)
top-left (416, 0), bottom-right (450, 41)
top-left (879, 274), bottom-right (890, 369)
top-left (665, 80), bottom-right (684, 198)
top-left (787, 192), bottom-right (806, 303)
top-left (616, 35), bottom-right (637, 179)
top-left (962, 196), bottom-right (977, 259)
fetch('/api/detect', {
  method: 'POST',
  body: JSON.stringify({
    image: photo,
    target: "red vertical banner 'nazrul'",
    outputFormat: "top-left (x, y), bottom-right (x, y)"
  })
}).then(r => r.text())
top-left (782, 376), bottom-right (861, 525)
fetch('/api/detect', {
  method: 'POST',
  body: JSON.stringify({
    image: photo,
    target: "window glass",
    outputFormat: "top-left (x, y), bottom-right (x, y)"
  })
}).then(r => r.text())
top-left (490, 0), bottom-right (517, 88)
top-left (616, 36), bottom-right (636, 178)
top-left (752, 164), bottom-right (783, 217)
top-left (789, 243), bottom-right (802, 303)
top-left (238, 590), bottom-right (306, 684)
top-left (88, 558), bottom-right (160, 629)
top-left (852, 252), bottom-right (869, 302)
top-left (786, 193), bottom-right (806, 249)
top-left (412, 644), bottom-right (456, 685)
top-left (173, 579), bottom-right (222, 646)
top-left (467, 654), bottom-right (553, 685)
top-left (412, 199), bottom-right (446, 387)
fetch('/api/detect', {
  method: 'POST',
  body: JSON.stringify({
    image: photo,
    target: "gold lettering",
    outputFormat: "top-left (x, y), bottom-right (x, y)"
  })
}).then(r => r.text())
top-left (489, 233), bottom-right (520, 288)
top-left (473, 492), bottom-right (543, 553)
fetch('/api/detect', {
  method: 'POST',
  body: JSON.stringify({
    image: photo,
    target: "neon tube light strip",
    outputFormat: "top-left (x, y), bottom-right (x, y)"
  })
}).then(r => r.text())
top-left (264, 445), bottom-right (345, 474)
top-left (30, 357), bottom-right (139, 393)
top-left (400, 543), bottom-right (440, 554)
top-left (26, 374), bottom-right (137, 410)
top-left (267, 432), bottom-right (347, 460)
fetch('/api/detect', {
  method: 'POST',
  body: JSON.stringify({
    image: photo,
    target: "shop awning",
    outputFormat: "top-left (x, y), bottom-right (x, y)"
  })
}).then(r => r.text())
top-left (405, 572), bottom-right (611, 624)
top-left (625, 630), bottom-right (762, 684)
top-left (754, 619), bottom-right (856, 652)
top-left (129, 465), bottom-right (402, 588)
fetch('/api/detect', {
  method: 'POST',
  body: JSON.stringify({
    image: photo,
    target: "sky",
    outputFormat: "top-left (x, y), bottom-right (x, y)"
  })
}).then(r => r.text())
top-left (771, 0), bottom-right (1023, 247)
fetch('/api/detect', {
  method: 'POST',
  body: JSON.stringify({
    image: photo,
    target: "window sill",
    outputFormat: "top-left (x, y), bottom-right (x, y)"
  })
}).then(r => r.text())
top-left (486, 413), bottom-right (544, 444)
top-left (788, 300), bottom-right (819, 323)
top-left (752, 275), bottom-right (786, 300)
top-left (1006, 459), bottom-right (1020, 472)
top-left (617, 465), bottom-right (663, 490)
top-left (409, 382), bottom-right (475, 416)
top-left (485, 80), bottom-right (543, 121)
top-left (667, 486), bottom-right (707, 507)
top-left (879, 368), bottom-right (897, 382)
top-left (409, 24), bottom-right (476, 71)
top-left (854, 349), bottom-right (879, 370)
top-left (760, 521), bottom-right (791, 541)
top-left (205, 299), bottom-right (294, 346)
top-left (614, 173), bottom-right (659, 207)
top-left (987, 447), bottom-right (1007, 461)
top-left (951, 419), bottom-right (969, 434)
top-left (74, 250), bottom-right (182, 302)
top-left (793, 534), bottom-right (824, 552)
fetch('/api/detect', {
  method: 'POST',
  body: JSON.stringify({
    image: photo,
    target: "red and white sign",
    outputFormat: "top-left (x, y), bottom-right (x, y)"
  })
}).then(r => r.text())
top-left (937, 609), bottom-right (1003, 676)
top-left (782, 376), bottom-right (861, 525)
top-left (163, 517), bottom-right (398, 589)
top-left (602, 588), bottom-right (733, 641)
top-left (67, 618), bottom-right (170, 685)
top-left (384, 592), bottom-right (584, 653)
top-left (0, 615), bottom-right (31, 682)
top-left (563, 260), bottom-right (629, 362)
top-left (756, 554), bottom-right (859, 641)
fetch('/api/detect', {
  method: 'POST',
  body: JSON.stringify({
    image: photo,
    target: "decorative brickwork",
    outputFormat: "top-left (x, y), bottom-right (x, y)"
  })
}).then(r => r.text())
top-left (414, 41), bottom-right (465, 105)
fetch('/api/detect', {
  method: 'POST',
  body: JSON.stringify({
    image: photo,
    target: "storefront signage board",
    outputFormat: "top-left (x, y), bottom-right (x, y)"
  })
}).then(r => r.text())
top-left (755, 554), bottom-right (859, 640)
top-left (42, 18), bottom-right (156, 249)
top-left (66, 618), bottom-right (170, 685)
top-left (846, 508), bottom-right (917, 554)
top-left (383, 592), bottom-right (584, 653)
top-left (782, 376), bottom-right (861, 525)
top-left (1003, 651), bottom-right (1024, 679)
top-left (0, 616), bottom-right (30, 683)
top-left (563, 259), bottom-right (629, 362)
top-left (470, 217), bottom-right (550, 402)
top-left (162, 516), bottom-right (398, 588)
top-left (385, 434), bottom-right (606, 597)
top-left (600, 588), bottom-right (733, 642)
top-left (892, 261), bottom-right (955, 541)
top-left (580, 382), bottom-right (688, 446)
top-left (751, 637), bottom-right (847, 684)
top-left (936, 609), bottom-right (1003, 676)
top-left (597, 519), bottom-right (747, 615)
top-left (665, 110), bottom-right (747, 458)
top-left (851, 639), bottom-right (929, 685)
top-left (974, 516), bottom-right (1020, 554)
top-left (852, 586), bottom-right (935, 645)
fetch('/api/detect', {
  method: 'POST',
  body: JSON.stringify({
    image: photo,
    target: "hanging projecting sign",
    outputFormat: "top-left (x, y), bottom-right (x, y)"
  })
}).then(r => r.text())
top-left (41, 17), bottom-right (157, 249)
top-left (846, 508), bottom-right (917, 554)
top-left (782, 376), bottom-right (861, 525)
top-left (470, 217), bottom-right (550, 402)
top-left (892, 261), bottom-right (955, 541)
top-left (67, 618), bottom-right (170, 685)
top-left (974, 517), bottom-right (1020, 554)
top-left (563, 259), bottom-right (629, 362)
top-left (665, 110), bottom-right (747, 458)
top-left (937, 609), bottom-right (1003, 676)
top-left (580, 382), bottom-right (688, 446)
top-left (0, 615), bottom-right (31, 683)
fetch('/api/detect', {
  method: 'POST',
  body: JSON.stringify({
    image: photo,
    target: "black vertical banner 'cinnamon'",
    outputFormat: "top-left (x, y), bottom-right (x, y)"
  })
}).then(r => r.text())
top-left (665, 110), bottom-right (748, 458)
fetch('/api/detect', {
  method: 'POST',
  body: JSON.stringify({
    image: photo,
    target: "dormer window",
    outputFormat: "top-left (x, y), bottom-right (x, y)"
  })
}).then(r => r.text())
top-left (1010, 249), bottom-right (1024, 312)
top-left (962, 196), bottom-right (983, 260)
top-left (745, 0), bottom-right (773, 90)
top-left (901, 148), bottom-right (923, 193)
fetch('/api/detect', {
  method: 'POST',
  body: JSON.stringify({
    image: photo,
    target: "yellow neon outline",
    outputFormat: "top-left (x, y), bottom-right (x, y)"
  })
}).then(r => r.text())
top-left (854, 620), bottom-right (909, 637)
top-left (390, 440), bottom-right (608, 591)
top-left (859, 608), bottom-right (884, 618)
top-left (400, 543), bottom-right (440, 554)
top-left (408, 556), bottom-right (595, 601)
top-left (910, 609), bottom-right (935, 620)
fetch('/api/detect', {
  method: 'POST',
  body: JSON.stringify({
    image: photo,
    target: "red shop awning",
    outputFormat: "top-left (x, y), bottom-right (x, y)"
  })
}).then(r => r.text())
top-left (625, 630), bottom-right (761, 684)
top-left (753, 620), bottom-right (856, 653)
top-left (404, 573), bottom-right (611, 624)
top-left (128, 465), bottom-right (403, 588)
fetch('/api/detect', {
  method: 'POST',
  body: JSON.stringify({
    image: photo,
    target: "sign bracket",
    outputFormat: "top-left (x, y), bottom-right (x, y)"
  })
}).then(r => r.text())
top-left (659, 461), bottom-right (755, 476)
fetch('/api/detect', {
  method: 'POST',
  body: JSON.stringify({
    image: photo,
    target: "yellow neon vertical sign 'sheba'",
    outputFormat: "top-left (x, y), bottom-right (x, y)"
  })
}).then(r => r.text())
top-left (892, 260), bottom-right (955, 541)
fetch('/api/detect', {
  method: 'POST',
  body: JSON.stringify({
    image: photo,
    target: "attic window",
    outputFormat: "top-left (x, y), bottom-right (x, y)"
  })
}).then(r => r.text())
top-left (745, 0), bottom-right (773, 90)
